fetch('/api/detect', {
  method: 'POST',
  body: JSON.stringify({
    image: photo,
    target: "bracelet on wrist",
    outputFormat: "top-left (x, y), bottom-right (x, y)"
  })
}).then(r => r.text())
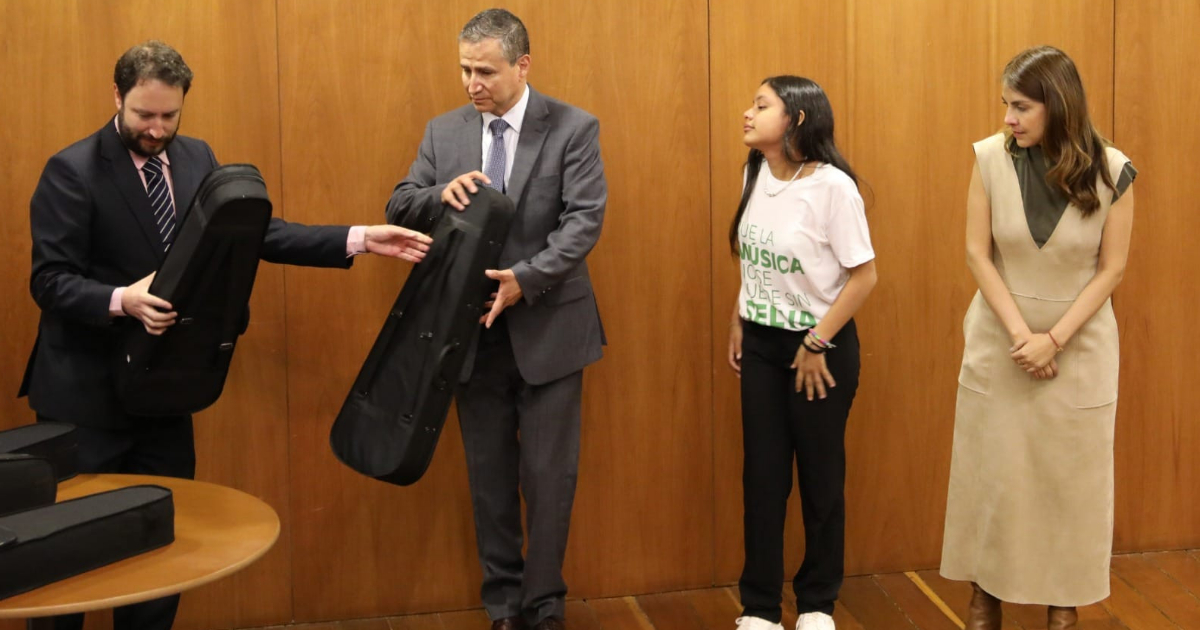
top-left (802, 341), bottom-right (827, 355)
top-left (806, 329), bottom-right (836, 349)
top-left (1047, 331), bottom-right (1064, 352)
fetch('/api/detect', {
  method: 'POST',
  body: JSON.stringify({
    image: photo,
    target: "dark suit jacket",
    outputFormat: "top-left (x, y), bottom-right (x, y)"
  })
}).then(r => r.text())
top-left (387, 87), bottom-right (607, 385)
top-left (20, 120), bottom-right (352, 427)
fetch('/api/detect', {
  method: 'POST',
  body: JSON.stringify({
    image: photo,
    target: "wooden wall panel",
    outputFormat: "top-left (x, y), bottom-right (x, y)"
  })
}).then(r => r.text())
top-left (0, 7), bottom-right (65, 629)
top-left (277, 0), bottom-right (712, 621)
top-left (529, 1), bottom-right (713, 599)
top-left (1112, 0), bottom-right (1200, 552)
top-left (0, 2), bottom-right (293, 629)
top-left (708, 0), bottom-right (851, 583)
top-left (842, 0), bottom-right (994, 575)
top-left (0, 0), bottom-right (84, 435)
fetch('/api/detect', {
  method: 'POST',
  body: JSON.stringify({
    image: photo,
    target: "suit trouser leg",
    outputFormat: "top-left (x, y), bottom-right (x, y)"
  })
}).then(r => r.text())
top-left (457, 321), bottom-right (582, 625)
top-left (458, 324), bottom-right (527, 621)
top-left (36, 415), bottom-right (194, 630)
top-left (517, 366), bottom-right (581, 626)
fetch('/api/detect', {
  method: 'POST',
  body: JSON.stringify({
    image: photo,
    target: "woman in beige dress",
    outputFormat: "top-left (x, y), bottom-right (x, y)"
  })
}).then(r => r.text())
top-left (940, 46), bottom-right (1136, 630)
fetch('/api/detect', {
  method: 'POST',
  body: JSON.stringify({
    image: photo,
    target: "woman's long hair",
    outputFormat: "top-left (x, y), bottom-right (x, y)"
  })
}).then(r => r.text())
top-left (728, 76), bottom-right (859, 255)
top-left (1003, 46), bottom-right (1115, 217)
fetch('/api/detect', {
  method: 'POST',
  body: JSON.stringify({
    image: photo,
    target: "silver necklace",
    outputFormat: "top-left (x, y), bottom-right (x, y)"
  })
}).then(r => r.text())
top-left (764, 161), bottom-right (807, 197)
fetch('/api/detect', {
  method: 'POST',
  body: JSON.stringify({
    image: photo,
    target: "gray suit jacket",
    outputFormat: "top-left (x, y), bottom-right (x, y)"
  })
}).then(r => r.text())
top-left (386, 87), bottom-right (606, 385)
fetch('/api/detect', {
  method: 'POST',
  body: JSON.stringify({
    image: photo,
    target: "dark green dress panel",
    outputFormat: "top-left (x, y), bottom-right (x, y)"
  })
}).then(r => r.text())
top-left (1010, 142), bottom-right (1137, 248)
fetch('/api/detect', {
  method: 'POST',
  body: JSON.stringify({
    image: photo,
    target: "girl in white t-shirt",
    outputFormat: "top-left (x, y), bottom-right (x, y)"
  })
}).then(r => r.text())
top-left (727, 76), bottom-right (877, 630)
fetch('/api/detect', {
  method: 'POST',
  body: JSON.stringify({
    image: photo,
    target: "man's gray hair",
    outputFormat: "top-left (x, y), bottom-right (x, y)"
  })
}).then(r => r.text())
top-left (459, 9), bottom-right (530, 64)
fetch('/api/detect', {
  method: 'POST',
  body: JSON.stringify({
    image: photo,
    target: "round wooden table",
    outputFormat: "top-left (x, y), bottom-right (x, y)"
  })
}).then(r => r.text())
top-left (0, 474), bottom-right (279, 622)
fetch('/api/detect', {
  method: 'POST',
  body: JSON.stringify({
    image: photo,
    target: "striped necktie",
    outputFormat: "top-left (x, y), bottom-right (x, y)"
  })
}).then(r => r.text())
top-left (141, 156), bottom-right (177, 251)
top-left (484, 118), bottom-right (509, 193)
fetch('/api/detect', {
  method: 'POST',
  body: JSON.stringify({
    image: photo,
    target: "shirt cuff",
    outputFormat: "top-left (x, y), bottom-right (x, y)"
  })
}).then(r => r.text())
top-left (110, 287), bottom-right (126, 317)
top-left (347, 225), bottom-right (367, 256)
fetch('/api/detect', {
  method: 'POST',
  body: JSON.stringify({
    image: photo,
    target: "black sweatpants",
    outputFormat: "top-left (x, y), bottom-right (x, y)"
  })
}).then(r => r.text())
top-left (737, 319), bottom-right (860, 621)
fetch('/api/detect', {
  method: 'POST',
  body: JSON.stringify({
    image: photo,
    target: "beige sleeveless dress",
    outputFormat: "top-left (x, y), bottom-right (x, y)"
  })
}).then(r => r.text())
top-left (940, 132), bottom-right (1131, 606)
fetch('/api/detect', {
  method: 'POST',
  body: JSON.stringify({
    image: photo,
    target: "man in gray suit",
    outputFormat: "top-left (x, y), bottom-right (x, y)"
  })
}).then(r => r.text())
top-left (386, 9), bottom-right (606, 630)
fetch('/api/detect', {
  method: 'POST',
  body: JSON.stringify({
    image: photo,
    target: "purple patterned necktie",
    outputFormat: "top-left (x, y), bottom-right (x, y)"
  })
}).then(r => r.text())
top-left (484, 118), bottom-right (509, 193)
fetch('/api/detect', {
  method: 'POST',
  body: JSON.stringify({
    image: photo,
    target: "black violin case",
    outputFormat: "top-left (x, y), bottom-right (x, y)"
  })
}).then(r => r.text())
top-left (0, 485), bottom-right (175, 600)
top-left (0, 454), bottom-right (56, 517)
top-left (330, 187), bottom-right (515, 486)
top-left (0, 422), bottom-right (76, 481)
top-left (116, 164), bottom-right (272, 416)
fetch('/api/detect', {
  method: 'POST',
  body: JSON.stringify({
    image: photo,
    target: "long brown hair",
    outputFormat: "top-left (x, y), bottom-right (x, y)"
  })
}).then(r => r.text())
top-left (1002, 46), bottom-right (1114, 217)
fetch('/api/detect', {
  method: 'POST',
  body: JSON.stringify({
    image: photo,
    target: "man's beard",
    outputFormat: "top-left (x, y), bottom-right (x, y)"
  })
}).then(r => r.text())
top-left (117, 109), bottom-right (178, 157)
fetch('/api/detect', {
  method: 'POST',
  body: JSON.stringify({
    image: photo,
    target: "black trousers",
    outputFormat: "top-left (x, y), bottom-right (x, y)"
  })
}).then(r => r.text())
top-left (737, 320), bottom-right (860, 621)
top-left (35, 414), bottom-right (195, 630)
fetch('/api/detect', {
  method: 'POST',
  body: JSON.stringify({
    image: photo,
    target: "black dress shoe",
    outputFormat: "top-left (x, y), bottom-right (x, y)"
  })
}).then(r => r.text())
top-left (533, 617), bottom-right (565, 630)
top-left (492, 617), bottom-right (525, 630)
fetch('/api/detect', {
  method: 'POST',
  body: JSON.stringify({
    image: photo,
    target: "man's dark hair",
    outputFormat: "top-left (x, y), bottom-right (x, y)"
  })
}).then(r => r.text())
top-left (459, 9), bottom-right (530, 63)
top-left (114, 40), bottom-right (193, 98)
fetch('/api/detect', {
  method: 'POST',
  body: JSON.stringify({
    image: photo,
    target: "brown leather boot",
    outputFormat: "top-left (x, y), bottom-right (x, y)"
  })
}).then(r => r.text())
top-left (965, 583), bottom-right (1001, 630)
top-left (1047, 606), bottom-right (1078, 630)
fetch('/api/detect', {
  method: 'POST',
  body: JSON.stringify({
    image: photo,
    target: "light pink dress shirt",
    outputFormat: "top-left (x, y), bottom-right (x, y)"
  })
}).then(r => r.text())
top-left (109, 117), bottom-right (366, 316)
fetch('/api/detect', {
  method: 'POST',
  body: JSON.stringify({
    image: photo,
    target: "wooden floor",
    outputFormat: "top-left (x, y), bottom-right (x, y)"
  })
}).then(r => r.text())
top-left (259, 550), bottom-right (1200, 630)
